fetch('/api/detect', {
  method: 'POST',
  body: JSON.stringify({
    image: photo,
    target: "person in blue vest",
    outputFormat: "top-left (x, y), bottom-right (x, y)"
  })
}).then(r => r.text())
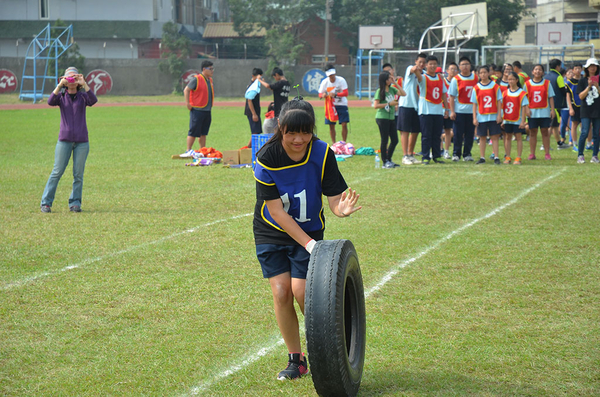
top-left (253, 98), bottom-right (362, 381)
top-left (182, 60), bottom-right (214, 156)
top-left (566, 64), bottom-right (582, 151)
top-left (544, 58), bottom-right (571, 150)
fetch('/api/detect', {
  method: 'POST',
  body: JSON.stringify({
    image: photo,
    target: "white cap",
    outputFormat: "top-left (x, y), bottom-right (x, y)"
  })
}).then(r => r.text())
top-left (584, 58), bottom-right (599, 68)
top-left (325, 68), bottom-right (336, 76)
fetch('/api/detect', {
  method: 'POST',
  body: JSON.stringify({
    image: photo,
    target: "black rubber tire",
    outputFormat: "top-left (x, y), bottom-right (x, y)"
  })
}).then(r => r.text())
top-left (305, 239), bottom-right (366, 397)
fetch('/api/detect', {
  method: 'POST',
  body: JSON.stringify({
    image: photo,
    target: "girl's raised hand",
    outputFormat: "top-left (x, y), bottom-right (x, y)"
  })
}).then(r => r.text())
top-left (338, 188), bottom-right (362, 217)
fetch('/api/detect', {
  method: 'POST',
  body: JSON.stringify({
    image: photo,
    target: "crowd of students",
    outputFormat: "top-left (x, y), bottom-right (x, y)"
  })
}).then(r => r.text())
top-left (377, 54), bottom-right (600, 166)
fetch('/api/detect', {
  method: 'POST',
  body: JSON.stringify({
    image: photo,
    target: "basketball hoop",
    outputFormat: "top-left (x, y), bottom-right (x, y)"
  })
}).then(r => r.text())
top-left (370, 35), bottom-right (383, 47)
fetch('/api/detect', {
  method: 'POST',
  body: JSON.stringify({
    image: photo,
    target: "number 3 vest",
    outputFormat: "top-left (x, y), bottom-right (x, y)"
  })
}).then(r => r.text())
top-left (503, 89), bottom-right (527, 122)
top-left (474, 82), bottom-right (500, 115)
top-left (525, 79), bottom-right (550, 109)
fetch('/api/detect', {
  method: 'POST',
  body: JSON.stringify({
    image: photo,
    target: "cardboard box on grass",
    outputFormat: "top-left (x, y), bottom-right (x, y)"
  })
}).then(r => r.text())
top-left (239, 148), bottom-right (252, 164)
top-left (222, 150), bottom-right (239, 165)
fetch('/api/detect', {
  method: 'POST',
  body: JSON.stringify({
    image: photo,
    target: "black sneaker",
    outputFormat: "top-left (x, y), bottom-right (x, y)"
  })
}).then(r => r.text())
top-left (432, 157), bottom-right (445, 164)
top-left (69, 205), bottom-right (82, 212)
top-left (277, 353), bottom-right (309, 381)
top-left (421, 159), bottom-right (431, 165)
top-left (494, 157), bottom-right (501, 165)
top-left (476, 157), bottom-right (486, 164)
top-left (41, 205), bottom-right (51, 213)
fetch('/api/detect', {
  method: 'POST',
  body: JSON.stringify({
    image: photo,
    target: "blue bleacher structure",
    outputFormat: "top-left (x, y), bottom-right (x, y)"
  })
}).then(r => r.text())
top-left (19, 24), bottom-right (74, 103)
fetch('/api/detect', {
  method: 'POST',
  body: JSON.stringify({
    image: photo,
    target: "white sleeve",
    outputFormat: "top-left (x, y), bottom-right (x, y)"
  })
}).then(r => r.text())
top-left (318, 79), bottom-right (327, 94)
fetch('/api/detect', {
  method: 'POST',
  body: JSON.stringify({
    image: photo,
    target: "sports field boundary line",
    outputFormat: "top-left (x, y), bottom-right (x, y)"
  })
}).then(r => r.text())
top-left (184, 168), bottom-right (565, 396)
top-left (1, 213), bottom-right (253, 291)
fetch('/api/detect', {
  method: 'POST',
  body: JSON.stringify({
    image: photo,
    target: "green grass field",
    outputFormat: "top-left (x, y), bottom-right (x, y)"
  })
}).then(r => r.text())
top-left (1, 101), bottom-right (599, 396)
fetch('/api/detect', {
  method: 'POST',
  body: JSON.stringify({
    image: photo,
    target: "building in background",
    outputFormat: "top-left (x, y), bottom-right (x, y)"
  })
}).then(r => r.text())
top-left (507, 0), bottom-right (600, 47)
top-left (0, 0), bottom-right (229, 59)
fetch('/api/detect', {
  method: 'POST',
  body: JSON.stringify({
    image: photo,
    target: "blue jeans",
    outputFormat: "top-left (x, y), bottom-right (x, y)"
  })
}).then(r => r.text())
top-left (559, 108), bottom-right (570, 139)
top-left (41, 141), bottom-right (89, 207)
top-left (578, 118), bottom-right (600, 156)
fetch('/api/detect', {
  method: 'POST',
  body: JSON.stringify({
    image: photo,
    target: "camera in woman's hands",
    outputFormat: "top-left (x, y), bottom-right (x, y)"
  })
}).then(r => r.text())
top-left (66, 76), bottom-right (76, 83)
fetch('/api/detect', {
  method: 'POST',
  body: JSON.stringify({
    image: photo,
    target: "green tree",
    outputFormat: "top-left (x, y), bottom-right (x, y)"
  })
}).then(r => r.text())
top-left (49, 19), bottom-right (85, 78)
top-left (229, 0), bottom-right (324, 73)
top-left (331, 0), bottom-right (530, 50)
top-left (159, 21), bottom-right (192, 94)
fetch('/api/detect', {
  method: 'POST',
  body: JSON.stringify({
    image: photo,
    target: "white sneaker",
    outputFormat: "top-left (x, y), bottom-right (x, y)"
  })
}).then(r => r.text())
top-left (463, 155), bottom-right (474, 162)
top-left (452, 155), bottom-right (460, 162)
top-left (410, 155), bottom-right (421, 164)
top-left (591, 156), bottom-right (600, 163)
top-left (443, 151), bottom-right (452, 159)
top-left (402, 155), bottom-right (413, 165)
top-left (180, 149), bottom-right (195, 158)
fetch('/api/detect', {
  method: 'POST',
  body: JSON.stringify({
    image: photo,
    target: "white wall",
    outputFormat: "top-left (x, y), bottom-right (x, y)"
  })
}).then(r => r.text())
top-left (0, 0), bottom-right (173, 22)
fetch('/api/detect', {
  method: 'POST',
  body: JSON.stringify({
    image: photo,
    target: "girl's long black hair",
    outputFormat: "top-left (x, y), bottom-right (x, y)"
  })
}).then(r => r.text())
top-left (378, 71), bottom-right (391, 102)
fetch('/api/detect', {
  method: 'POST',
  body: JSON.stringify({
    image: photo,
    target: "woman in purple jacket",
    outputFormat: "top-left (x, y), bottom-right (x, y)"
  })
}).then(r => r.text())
top-left (41, 67), bottom-right (97, 213)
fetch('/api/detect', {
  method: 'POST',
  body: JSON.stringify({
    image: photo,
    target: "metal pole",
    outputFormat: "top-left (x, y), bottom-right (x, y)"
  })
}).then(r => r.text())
top-left (368, 49), bottom-right (373, 101)
top-left (324, 0), bottom-right (331, 67)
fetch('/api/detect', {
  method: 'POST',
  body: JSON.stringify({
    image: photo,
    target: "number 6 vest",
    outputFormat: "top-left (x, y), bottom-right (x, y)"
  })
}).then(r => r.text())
top-left (254, 139), bottom-right (329, 233)
top-left (424, 73), bottom-right (443, 104)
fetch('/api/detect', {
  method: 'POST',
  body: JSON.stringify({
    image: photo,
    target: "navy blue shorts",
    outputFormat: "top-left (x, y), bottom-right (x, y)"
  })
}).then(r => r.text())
top-left (503, 123), bottom-right (525, 134)
top-left (528, 117), bottom-right (551, 130)
top-left (256, 244), bottom-right (311, 279)
top-left (325, 105), bottom-right (350, 124)
top-left (476, 121), bottom-right (502, 136)
top-left (398, 106), bottom-right (421, 133)
top-left (443, 116), bottom-right (453, 130)
top-left (189, 109), bottom-right (212, 137)
top-left (571, 106), bottom-right (581, 122)
top-left (247, 115), bottom-right (263, 134)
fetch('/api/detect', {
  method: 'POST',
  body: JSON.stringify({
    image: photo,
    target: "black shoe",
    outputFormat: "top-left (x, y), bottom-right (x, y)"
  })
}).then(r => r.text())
top-left (69, 205), bottom-right (82, 212)
top-left (277, 353), bottom-right (309, 380)
top-left (494, 157), bottom-right (501, 165)
top-left (41, 205), bottom-right (51, 213)
top-left (476, 157), bottom-right (486, 164)
top-left (422, 159), bottom-right (431, 165)
top-left (433, 157), bottom-right (445, 164)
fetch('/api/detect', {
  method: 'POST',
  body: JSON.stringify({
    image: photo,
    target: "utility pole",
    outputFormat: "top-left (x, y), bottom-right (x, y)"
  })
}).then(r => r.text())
top-left (324, 0), bottom-right (332, 67)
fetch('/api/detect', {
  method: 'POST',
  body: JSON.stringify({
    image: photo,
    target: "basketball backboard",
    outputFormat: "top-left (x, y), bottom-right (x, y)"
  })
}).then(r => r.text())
top-left (359, 26), bottom-right (394, 50)
top-left (537, 22), bottom-right (573, 45)
top-left (441, 2), bottom-right (488, 39)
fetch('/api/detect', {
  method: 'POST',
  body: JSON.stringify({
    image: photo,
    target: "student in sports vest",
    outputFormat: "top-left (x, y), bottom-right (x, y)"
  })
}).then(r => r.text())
top-left (576, 58), bottom-right (600, 163)
top-left (398, 53), bottom-right (427, 164)
top-left (253, 99), bottom-right (361, 380)
top-left (470, 65), bottom-right (503, 165)
top-left (183, 60), bottom-right (214, 157)
top-left (512, 61), bottom-right (530, 87)
top-left (449, 56), bottom-right (477, 161)
top-left (545, 59), bottom-right (570, 150)
top-left (417, 55), bottom-right (448, 164)
top-left (502, 72), bottom-right (530, 165)
top-left (525, 64), bottom-right (555, 160)
top-left (442, 62), bottom-right (457, 159)
top-left (566, 63), bottom-right (582, 150)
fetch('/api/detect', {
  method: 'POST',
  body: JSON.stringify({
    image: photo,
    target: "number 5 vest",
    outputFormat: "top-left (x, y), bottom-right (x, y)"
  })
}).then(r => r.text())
top-left (525, 79), bottom-right (550, 109)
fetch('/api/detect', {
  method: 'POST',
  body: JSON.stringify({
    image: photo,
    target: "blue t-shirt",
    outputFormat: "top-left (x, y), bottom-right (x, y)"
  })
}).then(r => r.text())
top-left (399, 65), bottom-right (420, 110)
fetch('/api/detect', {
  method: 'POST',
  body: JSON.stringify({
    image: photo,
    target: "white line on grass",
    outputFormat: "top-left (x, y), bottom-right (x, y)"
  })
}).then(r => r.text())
top-left (1, 213), bottom-right (253, 291)
top-left (185, 168), bottom-right (565, 396)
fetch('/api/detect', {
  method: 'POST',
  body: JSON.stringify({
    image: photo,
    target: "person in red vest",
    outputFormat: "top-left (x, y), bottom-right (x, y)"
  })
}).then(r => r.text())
top-left (471, 65), bottom-right (503, 164)
top-left (182, 60), bottom-right (215, 157)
